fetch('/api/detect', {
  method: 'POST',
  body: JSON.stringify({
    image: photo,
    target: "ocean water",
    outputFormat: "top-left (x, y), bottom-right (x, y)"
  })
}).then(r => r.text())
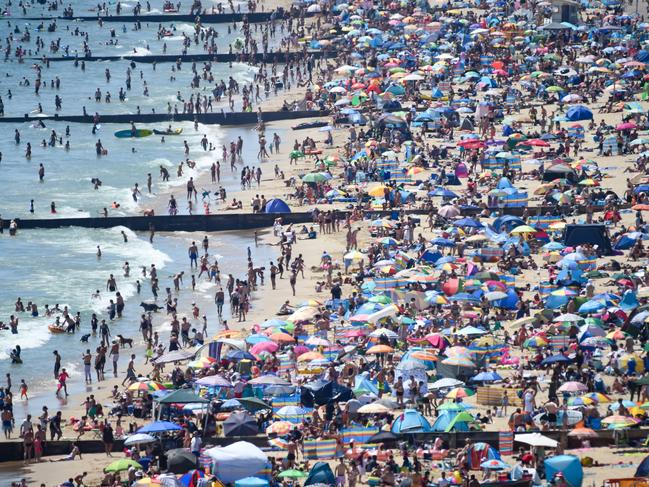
top-left (0, 0), bottom-right (288, 426)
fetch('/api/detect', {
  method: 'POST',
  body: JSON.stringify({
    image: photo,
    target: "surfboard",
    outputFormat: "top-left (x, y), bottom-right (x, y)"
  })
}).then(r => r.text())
top-left (114, 129), bottom-right (153, 138)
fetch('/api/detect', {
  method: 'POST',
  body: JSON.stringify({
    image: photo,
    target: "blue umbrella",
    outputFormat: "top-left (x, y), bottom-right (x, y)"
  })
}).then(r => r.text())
top-left (246, 334), bottom-right (271, 344)
top-left (226, 350), bottom-right (258, 361)
top-left (578, 300), bottom-right (606, 314)
top-left (137, 421), bottom-right (183, 433)
top-left (472, 371), bottom-right (503, 382)
top-left (453, 217), bottom-right (484, 228)
top-left (541, 354), bottom-right (571, 365)
top-left (431, 238), bottom-right (456, 247)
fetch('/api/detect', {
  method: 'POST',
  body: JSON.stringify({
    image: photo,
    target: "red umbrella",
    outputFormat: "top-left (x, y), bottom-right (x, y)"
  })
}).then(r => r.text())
top-left (442, 278), bottom-right (460, 296)
top-left (526, 139), bottom-right (550, 147)
top-left (616, 122), bottom-right (637, 131)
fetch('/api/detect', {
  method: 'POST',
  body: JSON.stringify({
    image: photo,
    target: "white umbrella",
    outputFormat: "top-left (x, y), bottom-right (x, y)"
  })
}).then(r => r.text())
top-left (430, 378), bottom-right (464, 390)
top-left (514, 433), bottom-right (558, 448)
top-left (554, 313), bottom-right (582, 322)
top-left (369, 327), bottom-right (398, 339)
top-left (485, 291), bottom-right (508, 301)
top-left (124, 433), bottom-right (157, 446)
top-left (306, 336), bottom-right (331, 346)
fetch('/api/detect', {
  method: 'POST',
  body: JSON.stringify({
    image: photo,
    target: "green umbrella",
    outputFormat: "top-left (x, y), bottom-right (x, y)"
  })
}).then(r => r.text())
top-left (278, 469), bottom-right (308, 478)
top-left (302, 173), bottom-right (329, 183)
top-left (104, 459), bottom-right (143, 473)
top-left (237, 397), bottom-right (272, 412)
top-left (290, 150), bottom-right (305, 159)
top-left (546, 85), bottom-right (564, 92)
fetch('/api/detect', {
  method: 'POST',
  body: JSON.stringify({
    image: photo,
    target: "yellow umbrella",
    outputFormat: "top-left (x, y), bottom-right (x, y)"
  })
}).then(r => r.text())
top-left (368, 185), bottom-right (390, 196)
top-left (510, 225), bottom-right (537, 234)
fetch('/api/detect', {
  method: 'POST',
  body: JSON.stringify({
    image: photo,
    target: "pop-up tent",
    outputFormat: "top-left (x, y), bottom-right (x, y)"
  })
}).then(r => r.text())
top-left (544, 455), bottom-right (583, 487)
top-left (205, 441), bottom-right (268, 483)
top-left (264, 198), bottom-right (291, 213)
top-left (391, 409), bottom-right (433, 433)
top-left (563, 224), bottom-right (613, 255)
top-left (304, 462), bottom-right (335, 486)
top-left (635, 455), bottom-right (649, 477)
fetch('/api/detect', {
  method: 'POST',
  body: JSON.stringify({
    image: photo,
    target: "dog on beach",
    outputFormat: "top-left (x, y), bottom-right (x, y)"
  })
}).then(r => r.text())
top-left (140, 302), bottom-right (163, 312)
top-left (116, 334), bottom-right (133, 348)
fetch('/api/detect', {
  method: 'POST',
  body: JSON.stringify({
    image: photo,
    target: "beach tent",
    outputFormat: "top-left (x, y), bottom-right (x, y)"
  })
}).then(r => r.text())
top-left (205, 441), bottom-right (268, 483)
top-left (304, 462), bottom-right (335, 486)
top-left (301, 380), bottom-right (354, 408)
top-left (264, 198), bottom-right (291, 213)
top-left (562, 225), bottom-right (613, 255)
top-left (467, 442), bottom-right (501, 469)
top-left (492, 215), bottom-right (525, 233)
top-left (391, 409), bottom-right (433, 433)
top-left (566, 105), bottom-right (593, 121)
top-left (431, 410), bottom-right (473, 432)
top-left (635, 455), bottom-right (649, 477)
top-left (544, 455), bottom-right (583, 487)
top-left (223, 411), bottom-right (259, 437)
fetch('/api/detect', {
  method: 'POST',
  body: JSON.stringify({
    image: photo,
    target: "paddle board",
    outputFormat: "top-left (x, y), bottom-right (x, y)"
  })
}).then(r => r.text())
top-left (114, 129), bottom-right (153, 138)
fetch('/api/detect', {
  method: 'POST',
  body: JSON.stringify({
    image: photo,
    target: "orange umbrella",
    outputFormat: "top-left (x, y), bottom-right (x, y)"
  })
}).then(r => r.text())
top-left (366, 344), bottom-right (394, 354)
top-left (270, 332), bottom-right (296, 343)
top-left (297, 351), bottom-right (325, 362)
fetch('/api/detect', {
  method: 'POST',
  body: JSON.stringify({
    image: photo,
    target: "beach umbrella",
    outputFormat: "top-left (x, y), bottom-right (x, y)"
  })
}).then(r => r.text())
top-left (302, 172), bottom-right (330, 183)
top-left (166, 449), bottom-right (198, 474)
top-left (276, 406), bottom-right (308, 418)
top-left (358, 403), bottom-right (392, 414)
top-left (297, 351), bottom-right (326, 362)
top-left (515, 432), bottom-right (558, 448)
top-left (430, 378), bottom-right (464, 390)
top-left (511, 225), bottom-right (537, 234)
top-left (524, 336), bottom-right (549, 348)
top-left (485, 291), bottom-right (508, 301)
top-left (541, 354), bottom-right (571, 365)
top-left (250, 342), bottom-right (279, 355)
top-left (558, 381), bottom-right (588, 393)
top-left (582, 392), bottom-right (611, 403)
top-left (568, 426), bottom-right (598, 438)
top-left (367, 344), bottom-right (395, 354)
top-left (369, 327), bottom-right (398, 339)
top-left (104, 459), bottom-right (143, 473)
top-left (249, 375), bottom-right (291, 386)
top-left (278, 470), bottom-right (308, 479)
top-left (438, 205), bottom-right (460, 218)
top-left (187, 356), bottom-right (217, 369)
top-left (124, 433), bottom-right (157, 446)
top-left (266, 421), bottom-right (294, 436)
top-left (226, 350), bottom-right (258, 361)
top-left (446, 387), bottom-right (475, 399)
top-left (128, 381), bottom-right (167, 392)
top-left (269, 332), bottom-right (296, 343)
top-left (554, 313), bottom-right (582, 322)
top-left (481, 459), bottom-right (511, 470)
top-left (602, 415), bottom-right (639, 427)
top-left (442, 356), bottom-right (475, 367)
top-left (224, 412), bottom-right (259, 437)
top-left (137, 421), bottom-right (183, 434)
top-left (246, 334), bottom-right (271, 345)
top-left (578, 300), bottom-right (606, 313)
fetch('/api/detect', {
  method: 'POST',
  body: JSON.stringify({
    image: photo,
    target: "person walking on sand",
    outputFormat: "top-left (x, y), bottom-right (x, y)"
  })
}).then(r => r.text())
top-left (122, 354), bottom-right (137, 386)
